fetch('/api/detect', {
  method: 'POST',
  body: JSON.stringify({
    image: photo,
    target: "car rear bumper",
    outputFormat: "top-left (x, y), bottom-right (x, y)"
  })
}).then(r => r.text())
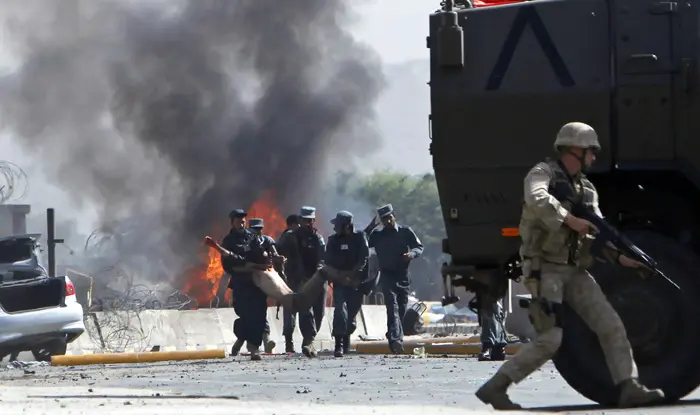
top-left (0, 301), bottom-right (85, 348)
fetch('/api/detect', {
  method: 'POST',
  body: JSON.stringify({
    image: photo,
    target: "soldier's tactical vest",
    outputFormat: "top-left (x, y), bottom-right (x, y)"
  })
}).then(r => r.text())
top-left (519, 159), bottom-right (597, 265)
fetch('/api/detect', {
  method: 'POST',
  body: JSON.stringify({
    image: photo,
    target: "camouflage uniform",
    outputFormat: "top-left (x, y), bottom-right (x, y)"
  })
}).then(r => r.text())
top-left (476, 122), bottom-right (665, 410)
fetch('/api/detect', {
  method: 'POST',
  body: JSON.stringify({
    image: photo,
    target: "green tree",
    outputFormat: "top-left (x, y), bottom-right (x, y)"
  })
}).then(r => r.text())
top-left (336, 170), bottom-right (447, 300)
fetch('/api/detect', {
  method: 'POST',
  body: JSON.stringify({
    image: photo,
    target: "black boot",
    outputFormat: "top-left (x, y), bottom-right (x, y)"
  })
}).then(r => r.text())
top-left (490, 344), bottom-right (506, 361)
top-left (262, 332), bottom-right (276, 354)
top-left (389, 341), bottom-right (404, 354)
top-left (334, 337), bottom-right (343, 358)
top-left (285, 336), bottom-right (295, 354)
top-left (342, 336), bottom-right (350, 354)
top-left (478, 343), bottom-right (492, 361)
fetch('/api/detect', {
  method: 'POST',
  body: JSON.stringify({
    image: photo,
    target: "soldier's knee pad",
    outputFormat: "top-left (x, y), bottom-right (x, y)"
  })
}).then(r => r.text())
top-left (519, 297), bottom-right (563, 333)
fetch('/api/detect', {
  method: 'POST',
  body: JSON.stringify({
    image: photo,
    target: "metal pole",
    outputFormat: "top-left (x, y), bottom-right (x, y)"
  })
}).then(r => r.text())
top-left (46, 208), bottom-right (64, 278)
top-left (47, 208), bottom-right (55, 277)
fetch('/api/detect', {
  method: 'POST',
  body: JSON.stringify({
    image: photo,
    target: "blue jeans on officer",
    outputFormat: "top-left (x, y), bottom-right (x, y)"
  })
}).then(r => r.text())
top-left (283, 278), bottom-right (327, 352)
top-left (478, 294), bottom-right (507, 361)
top-left (298, 280), bottom-right (327, 342)
top-left (332, 285), bottom-right (363, 357)
top-left (381, 270), bottom-right (410, 353)
top-left (230, 278), bottom-right (268, 356)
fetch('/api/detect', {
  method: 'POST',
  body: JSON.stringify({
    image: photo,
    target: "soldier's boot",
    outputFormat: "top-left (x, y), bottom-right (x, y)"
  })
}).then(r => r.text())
top-left (230, 339), bottom-right (245, 357)
top-left (342, 336), bottom-right (350, 354)
top-left (262, 332), bottom-right (276, 354)
top-left (301, 338), bottom-right (318, 358)
top-left (334, 337), bottom-right (344, 358)
top-left (617, 378), bottom-right (665, 408)
top-left (248, 343), bottom-right (262, 361)
top-left (475, 372), bottom-right (523, 410)
top-left (490, 345), bottom-right (506, 361)
top-left (285, 336), bottom-right (295, 353)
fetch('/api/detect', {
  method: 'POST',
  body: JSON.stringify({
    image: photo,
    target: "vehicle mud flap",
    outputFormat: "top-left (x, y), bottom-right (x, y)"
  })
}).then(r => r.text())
top-left (553, 230), bottom-right (700, 406)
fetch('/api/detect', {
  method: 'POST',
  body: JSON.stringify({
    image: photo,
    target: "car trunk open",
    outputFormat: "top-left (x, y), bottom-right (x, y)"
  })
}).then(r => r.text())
top-left (0, 277), bottom-right (66, 313)
top-left (0, 234), bottom-right (67, 313)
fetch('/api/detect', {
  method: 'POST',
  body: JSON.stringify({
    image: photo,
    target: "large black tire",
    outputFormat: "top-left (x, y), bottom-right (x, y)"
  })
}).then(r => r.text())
top-left (553, 230), bottom-right (700, 405)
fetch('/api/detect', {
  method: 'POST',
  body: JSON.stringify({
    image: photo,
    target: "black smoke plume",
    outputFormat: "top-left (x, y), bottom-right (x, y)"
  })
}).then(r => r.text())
top-left (0, 0), bottom-right (384, 285)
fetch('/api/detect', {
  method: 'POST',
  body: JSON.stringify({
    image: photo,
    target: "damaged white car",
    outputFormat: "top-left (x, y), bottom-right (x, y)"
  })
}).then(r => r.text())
top-left (0, 234), bottom-right (85, 361)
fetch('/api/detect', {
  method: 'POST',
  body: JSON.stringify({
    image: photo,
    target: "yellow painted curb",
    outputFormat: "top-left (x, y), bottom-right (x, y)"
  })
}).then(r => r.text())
top-left (51, 349), bottom-right (227, 366)
top-left (355, 341), bottom-right (521, 356)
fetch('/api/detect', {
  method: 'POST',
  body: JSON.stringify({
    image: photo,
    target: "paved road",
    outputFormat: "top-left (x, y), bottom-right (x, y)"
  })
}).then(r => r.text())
top-left (0, 353), bottom-right (698, 414)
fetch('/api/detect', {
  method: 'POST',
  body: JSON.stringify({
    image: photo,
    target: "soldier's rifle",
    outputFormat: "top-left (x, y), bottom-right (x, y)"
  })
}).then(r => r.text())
top-left (551, 181), bottom-right (681, 290)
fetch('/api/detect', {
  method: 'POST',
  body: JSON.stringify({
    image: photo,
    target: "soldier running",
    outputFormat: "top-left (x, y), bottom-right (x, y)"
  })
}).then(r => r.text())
top-left (475, 122), bottom-right (665, 409)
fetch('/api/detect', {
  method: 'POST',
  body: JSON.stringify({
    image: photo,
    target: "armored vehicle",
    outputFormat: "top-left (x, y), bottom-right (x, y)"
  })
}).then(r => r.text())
top-left (429, 0), bottom-right (700, 405)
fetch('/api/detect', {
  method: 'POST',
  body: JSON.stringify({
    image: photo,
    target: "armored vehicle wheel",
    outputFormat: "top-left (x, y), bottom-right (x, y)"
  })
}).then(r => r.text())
top-left (553, 230), bottom-right (700, 405)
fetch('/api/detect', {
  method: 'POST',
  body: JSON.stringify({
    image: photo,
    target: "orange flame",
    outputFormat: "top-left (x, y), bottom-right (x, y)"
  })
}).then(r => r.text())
top-left (184, 190), bottom-right (288, 307)
top-left (247, 190), bottom-right (287, 240)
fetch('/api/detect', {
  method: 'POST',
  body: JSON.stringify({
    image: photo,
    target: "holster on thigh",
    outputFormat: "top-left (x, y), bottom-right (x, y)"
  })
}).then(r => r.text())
top-left (520, 257), bottom-right (563, 333)
top-left (523, 298), bottom-right (563, 333)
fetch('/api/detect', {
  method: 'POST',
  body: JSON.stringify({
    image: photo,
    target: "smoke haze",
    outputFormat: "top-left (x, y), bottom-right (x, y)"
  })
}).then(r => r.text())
top-left (0, 0), bottom-right (385, 284)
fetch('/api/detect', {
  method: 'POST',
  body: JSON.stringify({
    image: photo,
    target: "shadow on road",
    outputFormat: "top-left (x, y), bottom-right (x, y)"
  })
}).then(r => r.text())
top-left (27, 394), bottom-right (240, 400)
top-left (528, 398), bottom-right (700, 412)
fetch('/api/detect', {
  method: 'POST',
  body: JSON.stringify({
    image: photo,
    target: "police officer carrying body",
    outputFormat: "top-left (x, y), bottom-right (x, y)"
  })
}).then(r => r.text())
top-left (475, 122), bottom-right (665, 409)
top-left (277, 214), bottom-right (301, 353)
top-left (209, 209), bottom-right (270, 361)
top-left (325, 211), bottom-right (369, 357)
top-left (364, 204), bottom-right (423, 354)
top-left (289, 206), bottom-right (327, 358)
top-left (248, 218), bottom-right (284, 354)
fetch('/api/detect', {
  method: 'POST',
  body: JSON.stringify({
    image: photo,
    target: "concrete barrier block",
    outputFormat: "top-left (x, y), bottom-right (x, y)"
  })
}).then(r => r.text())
top-left (65, 306), bottom-right (393, 356)
top-left (215, 308), bottom-right (237, 346)
top-left (359, 305), bottom-right (386, 339)
top-left (160, 310), bottom-right (226, 347)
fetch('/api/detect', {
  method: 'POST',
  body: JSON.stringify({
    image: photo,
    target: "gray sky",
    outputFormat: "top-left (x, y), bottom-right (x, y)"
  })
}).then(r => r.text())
top-left (354, 1), bottom-right (438, 65)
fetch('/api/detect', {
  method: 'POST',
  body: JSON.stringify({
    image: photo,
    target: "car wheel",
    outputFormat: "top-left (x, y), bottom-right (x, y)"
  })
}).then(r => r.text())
top-left (32, 337), bottom-right (68, 362)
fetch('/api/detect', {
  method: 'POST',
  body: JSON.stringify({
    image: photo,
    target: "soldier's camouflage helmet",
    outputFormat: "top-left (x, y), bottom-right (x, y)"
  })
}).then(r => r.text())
top-left (553, 122), bottom-right (601, 152)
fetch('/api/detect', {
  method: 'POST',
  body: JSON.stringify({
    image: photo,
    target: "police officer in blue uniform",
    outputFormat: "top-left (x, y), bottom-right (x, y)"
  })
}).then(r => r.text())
top-left (216, 209), bottom-right (270, 361)
top-left (364, 204), bottom-right (424, 354)
top-left (290, 206), bottom-right (327, 358)
top-left (277, 214), bottom-right (301, 353)
top-left (326, 211), bottom-right (369, 357)
top-left (248, 218), bottom-right (282, 354)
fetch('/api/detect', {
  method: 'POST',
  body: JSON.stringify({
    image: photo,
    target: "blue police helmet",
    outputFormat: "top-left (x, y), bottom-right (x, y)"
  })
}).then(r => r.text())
top-left (377, 204), bottom-right (394, 218)
top-left (330, 211), bottom-right (353, 225)
top-left (229, 209), bottom-right (247, 219)
top-left (248, 218), bottom-right (264, 228)
top-left (300, 206), bottom-right (317, 219)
